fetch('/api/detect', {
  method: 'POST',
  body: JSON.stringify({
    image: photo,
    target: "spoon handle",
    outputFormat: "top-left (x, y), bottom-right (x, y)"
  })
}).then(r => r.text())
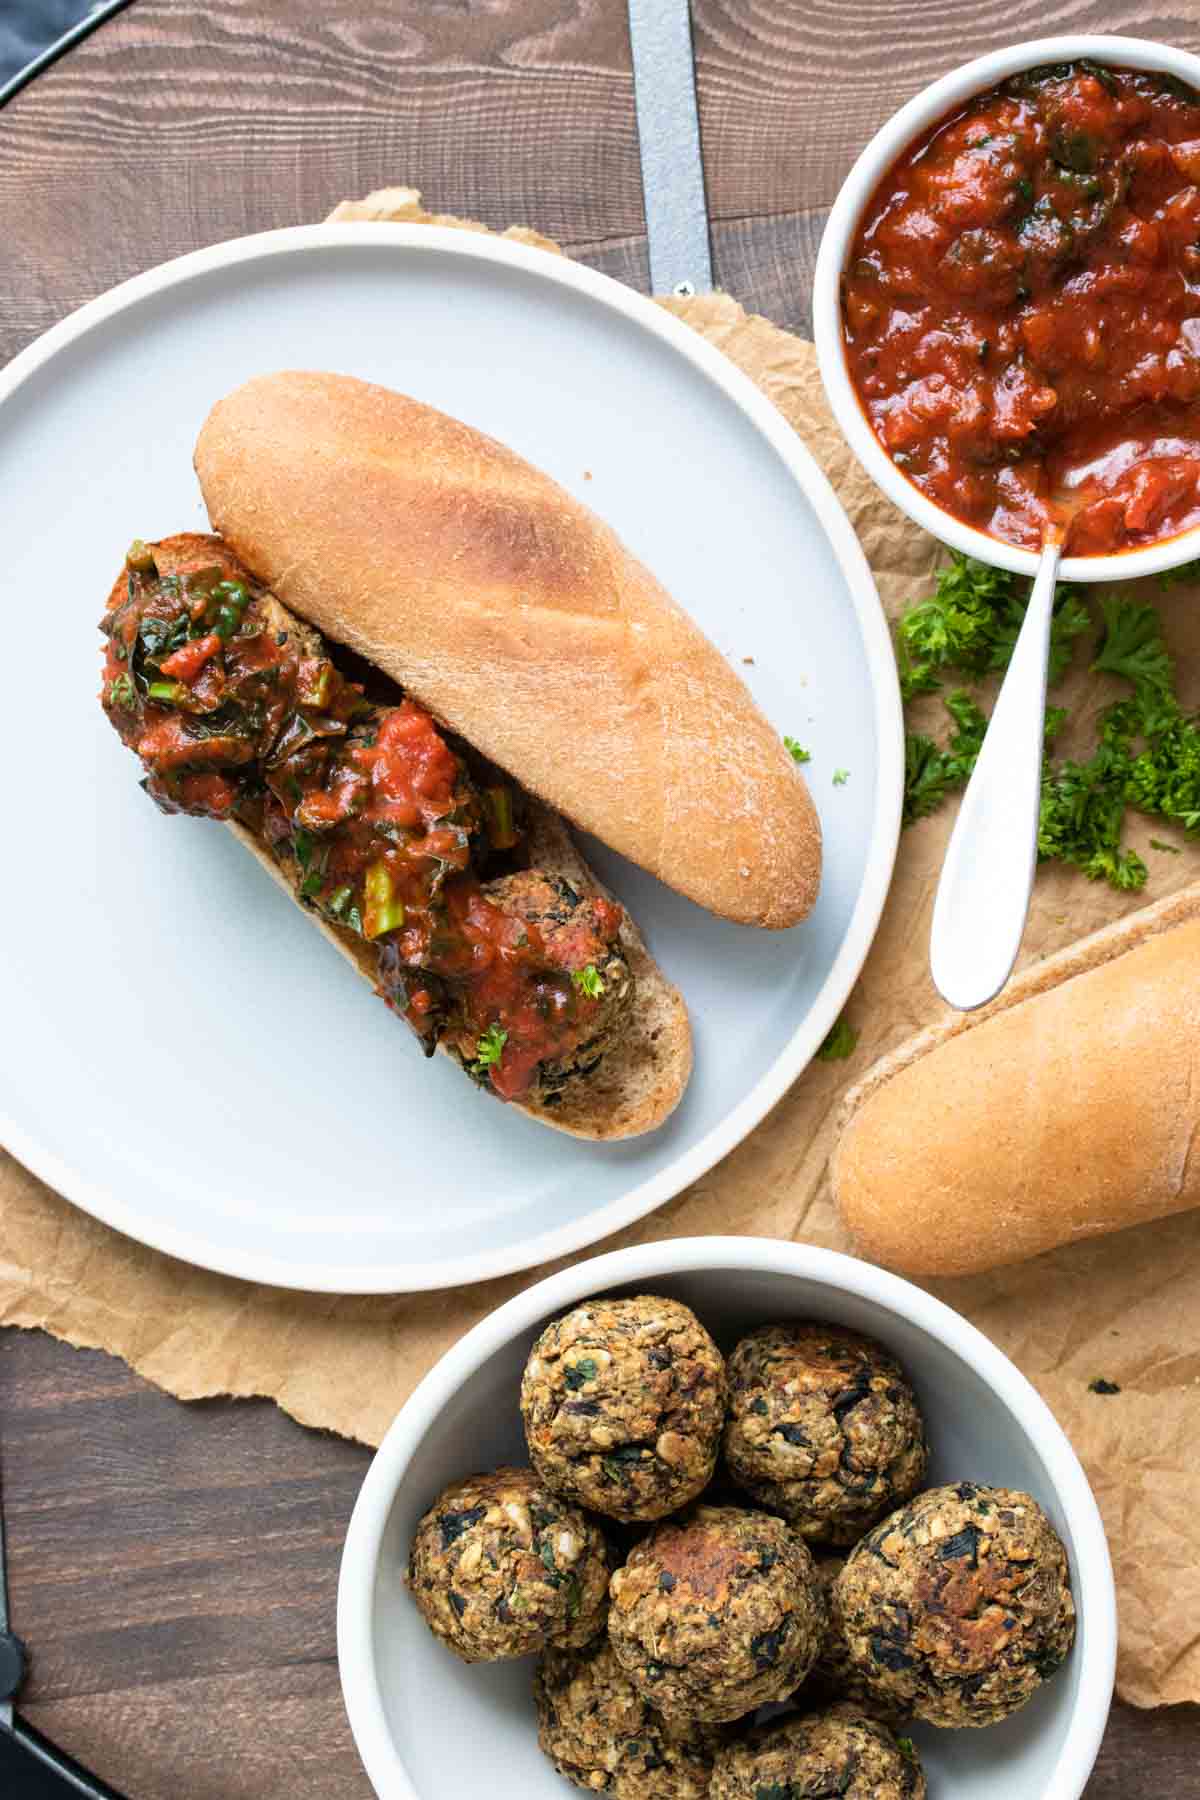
top-left (929, 540), bottom-right (1062, 1011)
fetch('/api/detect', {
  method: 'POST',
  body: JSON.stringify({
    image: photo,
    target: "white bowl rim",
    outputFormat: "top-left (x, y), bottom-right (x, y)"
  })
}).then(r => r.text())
top-left (337, 1234), bottom-right (1118, 1800)
top-left (0, 220), bottom-right (904, 1296)
top-left (813, 33), bottom-right (1200, 585)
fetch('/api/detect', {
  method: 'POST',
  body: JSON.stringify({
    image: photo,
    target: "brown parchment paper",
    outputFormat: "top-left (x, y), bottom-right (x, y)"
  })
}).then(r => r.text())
top-left (4, 186), bottom-right (1200, 1708)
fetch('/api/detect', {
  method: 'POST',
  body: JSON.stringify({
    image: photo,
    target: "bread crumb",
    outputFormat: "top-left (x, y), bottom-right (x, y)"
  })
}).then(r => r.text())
top-left (583, 470), bottom-right (593, 481)
top-left (743, 656), bottom-right (754, 665)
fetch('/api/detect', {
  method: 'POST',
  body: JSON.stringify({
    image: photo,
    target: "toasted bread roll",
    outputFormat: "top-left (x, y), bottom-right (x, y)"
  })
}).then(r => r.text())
top-left (831, 885), bottom-right (1200, 1275)
top-left (195, 371), bottom-right (821, 929)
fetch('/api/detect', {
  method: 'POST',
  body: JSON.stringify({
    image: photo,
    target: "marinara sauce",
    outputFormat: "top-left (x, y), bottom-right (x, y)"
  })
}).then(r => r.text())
top-left (843, 61), bottom-right (1200, 555)
top-left (100, 545), bottom-right (623, 1102)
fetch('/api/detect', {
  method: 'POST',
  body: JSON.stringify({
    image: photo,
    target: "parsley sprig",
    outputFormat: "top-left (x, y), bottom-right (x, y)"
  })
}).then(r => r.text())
top-left (473, 1024), bottom-right (508, 1070)
top-left (899, 552), bottom-right (1200, 891)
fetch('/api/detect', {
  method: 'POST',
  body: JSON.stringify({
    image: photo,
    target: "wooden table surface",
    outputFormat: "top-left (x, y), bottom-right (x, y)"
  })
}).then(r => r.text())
top-left (2, 2), bottom-right (1199, 1793)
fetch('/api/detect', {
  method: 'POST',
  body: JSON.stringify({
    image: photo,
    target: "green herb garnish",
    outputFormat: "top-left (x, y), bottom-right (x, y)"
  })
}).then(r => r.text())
top-left (896, 552), bottom-right (1089, 701)
top-left (146, 680), bottom-right (187, 705)
top-left (107, 673), bottom-right (136, 710)
top-left (571, 965), bottom-right (605, 999)
top-left (474, 1023), bottom-right (508, 1069)
top-left (783, 736), bottom-right (811, 764)
top-left (816, 1014), bottom-right (859, 1061)
top-left (833, 768), bottom-right (850, 786)
top-left (484, 785), bottom-right (518, 850)
top-left (897, 554), bottom-right (1200, 890)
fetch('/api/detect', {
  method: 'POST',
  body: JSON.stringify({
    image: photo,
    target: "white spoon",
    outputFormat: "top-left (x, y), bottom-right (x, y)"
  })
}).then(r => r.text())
top-left (929, 535), bottom-right (1062, 1011)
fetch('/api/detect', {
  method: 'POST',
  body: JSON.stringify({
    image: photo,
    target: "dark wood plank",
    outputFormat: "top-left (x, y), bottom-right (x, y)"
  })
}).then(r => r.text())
top-left (691, 0), bottom-right (1200, 221)
top-left (0, 0), bottom-right (647, 368)
top-left (1, 1329), bottom-right (372, 1799)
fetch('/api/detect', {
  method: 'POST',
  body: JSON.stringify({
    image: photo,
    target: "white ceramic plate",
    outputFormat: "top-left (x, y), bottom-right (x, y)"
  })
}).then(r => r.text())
top-left (0, 225), bottom-right (902, 1293)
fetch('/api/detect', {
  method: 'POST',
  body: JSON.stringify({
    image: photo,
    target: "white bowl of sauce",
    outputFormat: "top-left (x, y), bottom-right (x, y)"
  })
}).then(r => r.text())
top-left (814, 34), bottom-right (1200, 582)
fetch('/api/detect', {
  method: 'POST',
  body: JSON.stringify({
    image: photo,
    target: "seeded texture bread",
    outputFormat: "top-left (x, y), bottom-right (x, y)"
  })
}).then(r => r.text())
top-left (831, 884), bottom-right (1200, 1275)
top-left (194, 371), bottom-right (821, 929)
top-left (107, 535), bottom-right (692, 1141)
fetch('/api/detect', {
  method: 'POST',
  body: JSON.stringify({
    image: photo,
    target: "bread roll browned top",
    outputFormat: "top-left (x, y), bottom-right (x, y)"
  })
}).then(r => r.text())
top-left (831, 884), bottom-right (1200, 1277)
top-left (194, 372), bottom-right (821, 928)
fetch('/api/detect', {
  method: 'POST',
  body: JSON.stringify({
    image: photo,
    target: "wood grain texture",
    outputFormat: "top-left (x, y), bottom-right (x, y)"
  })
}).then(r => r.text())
top-left (1, 0), bottom-right (1199, 1789)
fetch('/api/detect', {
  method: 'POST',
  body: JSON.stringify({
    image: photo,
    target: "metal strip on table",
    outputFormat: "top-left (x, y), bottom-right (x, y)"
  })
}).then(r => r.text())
top-left (0, 0), bottom-right (135, 111)
top-left (627, 0), bottom-right (714, 296)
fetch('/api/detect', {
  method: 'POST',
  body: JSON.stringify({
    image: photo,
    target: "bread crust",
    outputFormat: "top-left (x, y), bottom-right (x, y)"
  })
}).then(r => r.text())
top-left (830, 885), bottom-right (1200, 1275)
top-left (105, 534), bottom-right (691, 1140)
top-left (194, 371), bottom-right (822, 929)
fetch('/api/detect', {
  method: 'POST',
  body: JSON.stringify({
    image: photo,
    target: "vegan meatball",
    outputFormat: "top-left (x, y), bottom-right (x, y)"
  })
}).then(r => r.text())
top-left (709, 1703), bottom-right (926, 1800)
top-left (467, 870), bottom-right (633, 1099)
top-left (521, 1296), bottom-right (726, 1522)
top-left (607, 1504), bottom-right (824, 1722)
top-left (723, 1323), bottom-right (928, 1545)
top-left (800, 1554), bottom-right (910, 1726)
top-left (408, 1465), bottom-right (610, 1662)
top-left (835, 1482), bottom-right (1077, 1727)
top-left (534, 1634), bottom-right (729, 1798)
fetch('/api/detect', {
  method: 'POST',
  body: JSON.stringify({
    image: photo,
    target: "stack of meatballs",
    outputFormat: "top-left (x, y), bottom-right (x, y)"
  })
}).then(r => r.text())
top-left (407, 1296), bottom-right (1077, 1799)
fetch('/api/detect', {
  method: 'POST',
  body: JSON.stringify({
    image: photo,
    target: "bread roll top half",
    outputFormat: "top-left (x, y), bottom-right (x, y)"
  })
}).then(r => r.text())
top-left (194, 371), bottom-right (821, 928)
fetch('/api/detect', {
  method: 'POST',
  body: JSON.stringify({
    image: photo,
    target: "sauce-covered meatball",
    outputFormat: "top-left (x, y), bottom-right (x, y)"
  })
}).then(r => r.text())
top-left (607, 1504), bottom-right (824, 1722)
top-left (521, 1296), bottom-right (726, 1522)
top-left (835, 1482), bottom-right (1077, 1726)
top-left (534, 1634), bottom-right (729, 1797)
top-left (408, 1466), bottom-right (610, 1661)
top-left (709, 1703), bottom-right (926, 1800)
top-left (723, 1323), bottom-right (928, 1544)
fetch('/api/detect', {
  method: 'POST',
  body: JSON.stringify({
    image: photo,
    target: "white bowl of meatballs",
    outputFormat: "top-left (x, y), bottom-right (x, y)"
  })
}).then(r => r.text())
top-left (337, 1239), bottom-right (1116, 1800)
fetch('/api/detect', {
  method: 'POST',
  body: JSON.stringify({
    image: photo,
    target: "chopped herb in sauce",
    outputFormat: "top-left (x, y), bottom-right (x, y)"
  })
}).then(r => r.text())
top-left (571, 964), bottom-right (605, 999)
top-left (99, 549), bottom-right (628, 1104)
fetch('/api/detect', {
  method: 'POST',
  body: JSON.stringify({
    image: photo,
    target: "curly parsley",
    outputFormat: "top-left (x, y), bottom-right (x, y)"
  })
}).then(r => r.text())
top-left (473, 1024), bottom-right (508, 1069)
top-left (783, 735), bottom-right (811, 764)
top-left (571, 965), bottom-right (606, 999)
top-left (816, 1014), bottom-right (859, 1061)
top-left (898, 554), bottom-right (1200, 891)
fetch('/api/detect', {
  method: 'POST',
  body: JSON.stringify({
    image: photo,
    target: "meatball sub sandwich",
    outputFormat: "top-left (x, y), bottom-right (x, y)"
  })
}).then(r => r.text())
top-left (99, 374), bottom-right (822, 1138)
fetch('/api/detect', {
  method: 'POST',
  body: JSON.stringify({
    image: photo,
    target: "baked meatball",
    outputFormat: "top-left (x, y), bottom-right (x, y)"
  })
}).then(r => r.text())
top-left (474, 871), bottom-right (633, 1097)
top-left (835, 1482), bottom-right (1077, 1727)
top-left (800, 1554), bottom-right (910, 1726)
top-left (407, 1466), bottom-right (610, 1661)
top-left (521, 1296), bottom-right (726, 1522)
top-left (607, 1504), bottom-right (824, 1722)
top-left (723, 1323), bottom-right (928, 1545)
top-left (534, 1634), bottom-right (729, 1797)
top-left (709, 1704), bottom-right (926, 1800)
